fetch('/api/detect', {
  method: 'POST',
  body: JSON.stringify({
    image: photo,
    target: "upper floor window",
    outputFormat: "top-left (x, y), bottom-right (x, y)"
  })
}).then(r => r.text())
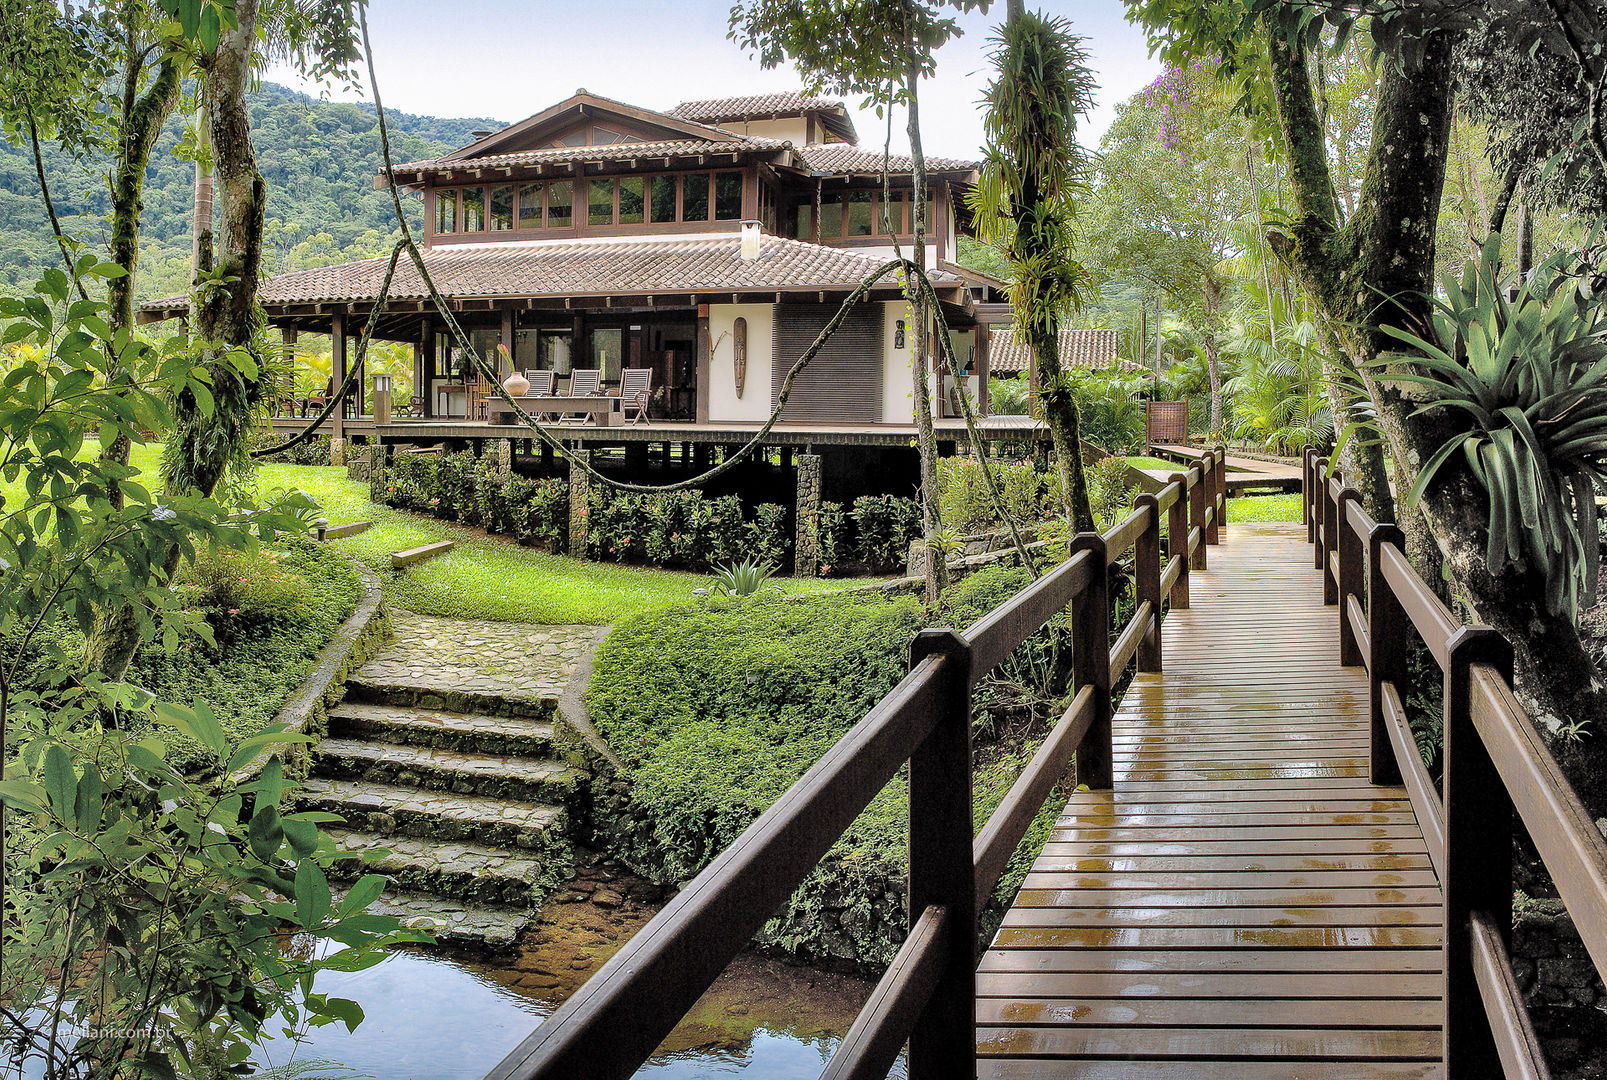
top-left (429, 169), bottom-right (745, 235)
top-left (489, 185), bottom-right (515, 231)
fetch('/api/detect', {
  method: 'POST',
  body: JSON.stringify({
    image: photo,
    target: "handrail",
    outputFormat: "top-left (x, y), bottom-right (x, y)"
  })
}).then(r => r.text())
top-left (491, 444), bottom-right (1230, 1080)
top-left (1301, 446), bottom-right (1607, 1080)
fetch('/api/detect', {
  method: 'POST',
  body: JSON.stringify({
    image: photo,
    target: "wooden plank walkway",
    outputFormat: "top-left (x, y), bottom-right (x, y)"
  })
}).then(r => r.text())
top-left (976, 522), bottom-right (1445, 1079)
top-left (1145, 445), bottom-right (1303, 493)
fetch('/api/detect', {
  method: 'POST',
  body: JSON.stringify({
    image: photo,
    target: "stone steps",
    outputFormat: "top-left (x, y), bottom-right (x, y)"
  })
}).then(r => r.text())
top-left (328, 701), bottom-right (556, 757)
top-left (300, 777), bottom-right (566, 852)
top-left (351, 888), bottom-right (535, 949)
top-left (312, 738), bottom-right (586, 805)
top-left (326, 828), bottom-right (553, 908)
top-left (343, 677), bottom-right (558, 722)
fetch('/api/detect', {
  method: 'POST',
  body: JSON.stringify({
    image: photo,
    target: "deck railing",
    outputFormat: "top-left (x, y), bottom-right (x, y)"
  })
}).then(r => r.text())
top-left (1303, 449), bottom-right (1607, 1080)
top-left (484, 447), bottom-right (1228, 1080)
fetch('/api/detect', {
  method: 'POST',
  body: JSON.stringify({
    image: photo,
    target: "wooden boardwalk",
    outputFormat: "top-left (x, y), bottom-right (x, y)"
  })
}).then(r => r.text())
top-left (976, 522), bottom-right (1445, 1079)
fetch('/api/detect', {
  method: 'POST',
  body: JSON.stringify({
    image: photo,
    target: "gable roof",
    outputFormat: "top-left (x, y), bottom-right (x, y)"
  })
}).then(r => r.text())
top-left (670, 92), bottom-right (858, 143)
top-left (989, 329), bottom-right (1138, 375)
top-left (444, 91), bottom-right (742, 164)
top-left (390, 135), bottom-right (788, 175)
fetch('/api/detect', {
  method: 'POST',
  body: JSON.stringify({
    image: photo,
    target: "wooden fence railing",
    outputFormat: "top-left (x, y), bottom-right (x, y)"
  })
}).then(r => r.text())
top-left (484, 448), bottom-right (1228, 1080)
top-left (1303, 449), bottom-right (1607, 1080)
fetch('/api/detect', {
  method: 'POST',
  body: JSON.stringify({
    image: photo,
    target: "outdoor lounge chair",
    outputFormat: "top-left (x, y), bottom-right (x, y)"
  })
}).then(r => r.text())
top-left (619, 367), bottom-right (653, 425)
top-left (523, 370), bottom-right (557, 421)
top-left (557, 369), bottom-right (602, 424)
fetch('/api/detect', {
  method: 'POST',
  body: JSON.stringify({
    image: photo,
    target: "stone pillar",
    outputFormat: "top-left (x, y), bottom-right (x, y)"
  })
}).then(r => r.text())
top-left (367, 443), bottom-right (390, 500)
top-left (494, 437), bottom-right (513, 476)
top-left (568, 449), bottom-right (592, 557)
top-left (330, 435), bottom-right (347, 467)
top-left (795, 453), bottom-right (823, 577)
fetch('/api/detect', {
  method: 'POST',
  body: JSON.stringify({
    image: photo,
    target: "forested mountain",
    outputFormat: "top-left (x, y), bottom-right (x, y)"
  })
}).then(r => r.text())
top-left (0, 83), bottom-right (502, 301)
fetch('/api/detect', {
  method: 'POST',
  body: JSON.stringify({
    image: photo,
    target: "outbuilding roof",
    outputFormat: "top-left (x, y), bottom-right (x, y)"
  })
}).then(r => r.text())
top-left (989, 328), bottom-right (1140, 375)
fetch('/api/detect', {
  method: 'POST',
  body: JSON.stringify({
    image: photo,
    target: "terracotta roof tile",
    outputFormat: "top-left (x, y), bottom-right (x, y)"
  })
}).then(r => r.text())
top-left (990, 328), bottom-right (1144, 375)
top-left (796, 143), bottom-right (977, 176)
top-left (392, 136), bottom-right (786, 173)
top-left (143, 235), bottom-right (948, 311)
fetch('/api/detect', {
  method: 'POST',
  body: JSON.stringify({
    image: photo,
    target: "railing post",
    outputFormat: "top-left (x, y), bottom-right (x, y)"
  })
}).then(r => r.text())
top-left (1187, 463), bottom-right (1208, 571)
top-left (1321, 469), bottom-right (1340, 604)
top-left (1069, 534), bottom-right (1112, 789)
top-left (1208, 443), bottom-right (1221, 536)
top-left (1441, 626), bottom-right (1515, 1080)
top-left (1366, 524), bottom-right (1406, 785)
top-left (1312, 457), bottom-right (1327, 570)
top-left (1134, 494), bottom-right (1162, 673)
top-left (1302, 447), bottom-right (1315, 545)
top-left (906, 629), bottom-right (977, 1080)
top-left (1201, 451), bottom-right (1220, 547)
top-left (1336, 488), bottom-right (1364, 667)
top-left (1166, 473), bottom-right (1190, 611)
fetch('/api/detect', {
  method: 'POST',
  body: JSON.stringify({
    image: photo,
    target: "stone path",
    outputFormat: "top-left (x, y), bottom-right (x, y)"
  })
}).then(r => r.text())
top-left (352, 612), bottom-right (595, 704)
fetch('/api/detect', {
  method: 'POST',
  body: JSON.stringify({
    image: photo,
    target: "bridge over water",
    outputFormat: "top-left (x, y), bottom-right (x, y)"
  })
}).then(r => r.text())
top-left (483, 449), bottom-right (1607, 1080)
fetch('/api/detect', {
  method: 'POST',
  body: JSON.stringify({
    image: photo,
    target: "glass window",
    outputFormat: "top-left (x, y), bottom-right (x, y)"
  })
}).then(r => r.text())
top-left (714, 172), bottom-right (743, 220)
top-left (519, 184), bottom-right (544, 228)
top-left (819, 195), bottom-right (843, 238)
top-left (462, 187), bottom-right (485, 232)
top-left (547, 181), bottom-right (572, 228)
top-left (588, 328), bottom-right (624, 382)
top-left (539, 330), bottom-right (573, 375)
top-left (648, 175), bottom-right (677, 223)
top-left (846, 190), bottom-right (873, 236)
top-left (434, 189), bottom-right (456, 234)
top-left (682, 172), bottom-right (709, 221)
top-left (878, 192), bottom-right (903, 235)
top-left (618, 177), bottom-right (645, 225)
top-left (489, 185), bottom-right (514, 231)
top-left (792, 202), bottom-right (813, 238)
top-left (589, 178), bottom-right (614, 226)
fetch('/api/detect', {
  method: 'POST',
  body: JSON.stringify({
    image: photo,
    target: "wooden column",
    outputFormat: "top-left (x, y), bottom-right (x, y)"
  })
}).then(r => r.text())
top-left (1069, 533), bottom-right (1112, 790)
top-left (501, 308), bottom-right (516, 379)
top-left (1336, 487), bottom-right (1365, 668)
top-left (1134, 492), bottom-right (1163, 673)
top-left (976, 325), bottom-right (991, 418)
top-left (330, 313), bottom-right (346, 441)
top-left (1367, 523), bottom-right (1407, 785)
top-left (695, 304), bottom-right (711, 424)
top-left (422, 322), bottom-right (437, 418)
top-left (1166, 472), bottom-right (1190, 610)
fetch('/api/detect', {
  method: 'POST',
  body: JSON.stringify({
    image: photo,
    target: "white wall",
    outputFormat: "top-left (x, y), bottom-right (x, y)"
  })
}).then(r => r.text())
top-left (707, 303), bottom-right (775, 422)
top-left (711, 117), bottom-right (812, 144)
top-left (882, 299), bottom-right (917, 424)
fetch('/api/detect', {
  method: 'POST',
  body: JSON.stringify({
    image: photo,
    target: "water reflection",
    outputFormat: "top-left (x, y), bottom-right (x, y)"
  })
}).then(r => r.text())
top-left (250, 944), bottom-right (902, 1080)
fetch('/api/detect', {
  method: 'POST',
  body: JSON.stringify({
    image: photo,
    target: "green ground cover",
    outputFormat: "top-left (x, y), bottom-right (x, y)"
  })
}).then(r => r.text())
top-left (587, 565), bottom-right (1061, 967)
top-left (1227, 492), bottom-right (1303, 523)
top-left (1122, 455), bottom-right (1180, 472)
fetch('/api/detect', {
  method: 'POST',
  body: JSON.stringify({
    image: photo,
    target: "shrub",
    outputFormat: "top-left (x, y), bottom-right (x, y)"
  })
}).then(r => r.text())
top-left (246, 431), bottom-right (332, 466)
top-left (749, 503), bottom-right (790, 568)
top-left (177, 545), bottom-right (311, 626)
top-left (935, 456), bottom-right (1049, 535)
top-left (853, 494), bottom-right (920, 573)
top-left (990, 374), bottom-right (1031, 415)
top-left (818, 501), bottom-right (852, 577)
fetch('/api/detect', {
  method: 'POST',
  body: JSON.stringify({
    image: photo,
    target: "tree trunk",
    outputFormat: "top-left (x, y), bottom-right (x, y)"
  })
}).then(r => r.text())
top-left (904, 48), bottom-right (947, 606)
top-left (1202, 278), bottom-right (1224, 440)
top-left (1034, 329), bottom-right (1097, 533)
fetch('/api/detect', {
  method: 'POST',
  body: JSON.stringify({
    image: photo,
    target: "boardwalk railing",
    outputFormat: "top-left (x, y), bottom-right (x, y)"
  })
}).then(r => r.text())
top-left (1303, 449), bottom-right (1607, 1080)
top-left (485, 448), bottom-right (1228, 1080)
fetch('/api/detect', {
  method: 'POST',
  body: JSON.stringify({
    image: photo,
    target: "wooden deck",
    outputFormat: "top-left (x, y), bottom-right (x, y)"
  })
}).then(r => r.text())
top-left (1143, 444), bottom-right (1303, 493)
top-left (977, 522), bottom-right (1444, 1079)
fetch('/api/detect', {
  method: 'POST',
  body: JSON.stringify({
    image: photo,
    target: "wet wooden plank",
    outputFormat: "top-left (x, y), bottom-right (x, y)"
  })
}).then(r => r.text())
top-left (981, 523), bottom-right (1444, 1078)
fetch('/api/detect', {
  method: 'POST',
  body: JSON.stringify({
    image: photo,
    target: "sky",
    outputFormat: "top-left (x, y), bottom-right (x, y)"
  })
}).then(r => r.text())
top-left (265, 1), bottom-right (1161, 158)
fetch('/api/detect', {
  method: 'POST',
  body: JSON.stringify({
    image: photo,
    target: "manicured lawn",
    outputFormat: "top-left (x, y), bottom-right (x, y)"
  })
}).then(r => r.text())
top-left (251, 461), bottom-right (843, 624)
top-left (1122, 456), bottom-right (1180, 472)
top-left (1228, 492), bottom-right (1303, 523)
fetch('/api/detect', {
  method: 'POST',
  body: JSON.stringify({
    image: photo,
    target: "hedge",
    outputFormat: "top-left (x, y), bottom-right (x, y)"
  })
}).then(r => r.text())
top-left (586, 565), bottom-right (1063, 967)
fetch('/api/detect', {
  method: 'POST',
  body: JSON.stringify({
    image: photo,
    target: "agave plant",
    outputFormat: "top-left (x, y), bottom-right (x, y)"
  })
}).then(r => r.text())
top-left (1376, 233), bottom-right (1607, 618)
top-left (709, 557), bottom-right (780, 599)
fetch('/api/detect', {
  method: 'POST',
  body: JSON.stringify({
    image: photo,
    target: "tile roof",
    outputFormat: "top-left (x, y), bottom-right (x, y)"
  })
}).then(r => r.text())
top-left (796, 143), bottom-right (978, 176)
top-left (391, 135), bottom-right (787, 173)
top-left (989, 328), bottom-right (1145, 375)
top-left (670, 92), bottom-right (846, 122)
top-left (143, 235), bottom-right (946, 311)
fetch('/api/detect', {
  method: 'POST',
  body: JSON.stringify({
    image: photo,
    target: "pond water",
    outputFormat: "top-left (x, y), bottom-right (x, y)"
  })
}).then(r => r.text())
top-left (251, 886), bottom-right (905, 1080)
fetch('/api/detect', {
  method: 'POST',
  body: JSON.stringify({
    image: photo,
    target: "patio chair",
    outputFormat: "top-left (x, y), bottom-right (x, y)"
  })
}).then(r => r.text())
top-left (557, 369), bottom-right (602, 424)
top-left (524, 370), bottom-right (557, 422)
top-left (468, 370), bottom-right (497, 421)
top-left (619, 367), bottom-right (653, 425)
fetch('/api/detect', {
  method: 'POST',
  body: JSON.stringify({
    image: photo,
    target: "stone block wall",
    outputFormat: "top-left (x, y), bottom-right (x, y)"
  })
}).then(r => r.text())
top-left (794, 453), bottom-right (822, 577)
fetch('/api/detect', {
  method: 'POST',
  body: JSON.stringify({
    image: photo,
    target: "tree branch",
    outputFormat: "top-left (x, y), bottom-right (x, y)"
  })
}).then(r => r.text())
top-left (1543, 0), bottom-right (1607, 177)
